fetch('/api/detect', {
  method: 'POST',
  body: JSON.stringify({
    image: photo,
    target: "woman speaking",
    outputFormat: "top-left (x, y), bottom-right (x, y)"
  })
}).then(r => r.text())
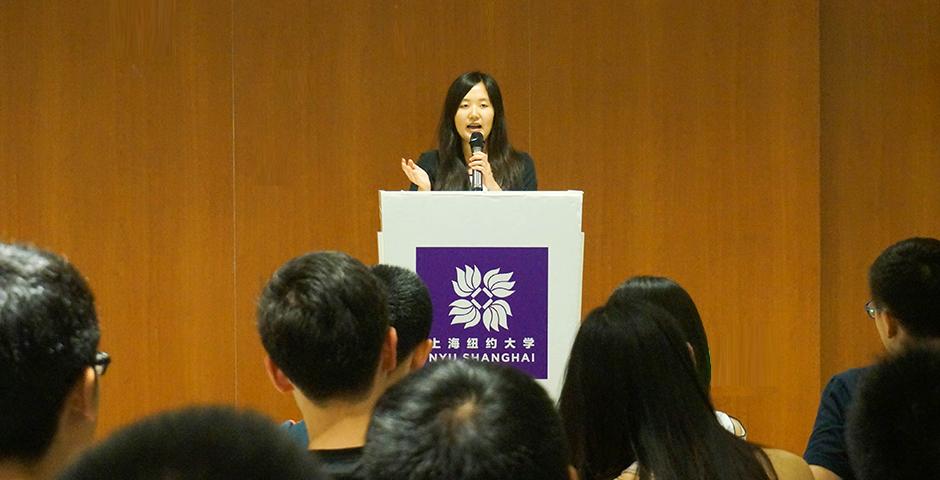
top-left (401, 72), bottom-right (537, 191)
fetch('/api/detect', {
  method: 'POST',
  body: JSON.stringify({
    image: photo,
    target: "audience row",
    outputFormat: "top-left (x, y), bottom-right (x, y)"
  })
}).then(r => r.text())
top-left (1, 237), bottom-right (937, 480)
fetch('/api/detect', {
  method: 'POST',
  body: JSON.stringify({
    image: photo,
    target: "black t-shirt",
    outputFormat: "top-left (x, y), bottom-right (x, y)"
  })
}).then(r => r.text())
top-left (804, 367), bottom-right (871, 480)
top-left (408, 150), bottom-right (537, 191)
top-left (310, 447), bottom-right (363, 480)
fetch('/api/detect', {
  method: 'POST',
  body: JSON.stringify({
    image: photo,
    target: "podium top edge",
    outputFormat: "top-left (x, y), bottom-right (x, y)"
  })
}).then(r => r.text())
top-left (379, 190), bottom-right (583, 197)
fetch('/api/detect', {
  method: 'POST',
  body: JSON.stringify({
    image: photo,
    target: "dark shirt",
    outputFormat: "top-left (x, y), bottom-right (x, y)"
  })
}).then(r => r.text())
top-left (310, 447), bottom-right (363, 480)
top-left (409, 149), bottom-right (537, 191)
top-left (804, 367), bottom-right (871, 480)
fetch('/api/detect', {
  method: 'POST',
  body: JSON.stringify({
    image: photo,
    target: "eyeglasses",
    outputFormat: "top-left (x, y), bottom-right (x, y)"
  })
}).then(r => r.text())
top-left (864, 300), bottom-right (879, 319)
top-left (92, 351), bottom-right (111, 377)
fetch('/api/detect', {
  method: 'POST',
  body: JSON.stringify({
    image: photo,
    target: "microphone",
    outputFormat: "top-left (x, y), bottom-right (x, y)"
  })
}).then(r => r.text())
top-left (469, 131), bottom-right (485, 191)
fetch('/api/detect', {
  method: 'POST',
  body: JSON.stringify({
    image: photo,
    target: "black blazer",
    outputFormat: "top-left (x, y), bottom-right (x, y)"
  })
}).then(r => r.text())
top-left (408, 150), bottom-right (538, 191)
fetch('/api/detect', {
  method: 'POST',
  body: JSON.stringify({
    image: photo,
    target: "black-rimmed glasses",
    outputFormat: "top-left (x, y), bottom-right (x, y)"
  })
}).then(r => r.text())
top-left (92, 351), bottom-right (111, 377)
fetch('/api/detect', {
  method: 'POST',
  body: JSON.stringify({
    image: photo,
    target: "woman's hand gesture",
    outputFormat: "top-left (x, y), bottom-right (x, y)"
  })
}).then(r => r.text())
top-left (401, 158), bottom-right (431, 191)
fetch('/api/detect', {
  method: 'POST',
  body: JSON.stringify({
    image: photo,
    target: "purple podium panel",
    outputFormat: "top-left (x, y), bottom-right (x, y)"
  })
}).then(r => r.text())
top-left (417, 246), bottom-right (549, 379)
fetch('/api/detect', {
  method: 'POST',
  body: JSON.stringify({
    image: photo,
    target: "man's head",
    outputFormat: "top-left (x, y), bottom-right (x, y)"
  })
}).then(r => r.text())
top-left (847, 346), bottom-right (940, 480)
top-left (361, 359), bottom-right (571, 480)
top-left (257, 251), bottom-right (394, 403)
top-left (0, 243), bottom-right (101, 471)
top-left (868, 237), bottom-right (940, 351)
top-left (370, 264), bottom-right (433, 380)
top-left (59, 406), bottom-right (327, 480)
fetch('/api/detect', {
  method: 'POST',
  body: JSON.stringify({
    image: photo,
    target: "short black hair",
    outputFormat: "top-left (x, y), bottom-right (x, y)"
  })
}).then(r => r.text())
top-left (257, 251), bottom-right (389, 402)
top-left (869, 237), bottom-right (940, 338)
top-left (361, 359), bottom-right (570, 480)
top-left (847, 346), bottom-right (940, 480)
top-left (59, 405), bottom-right (327, 480)
top-left (0, 243), bottom-right (100, 463)
top-left (370, 264), bottom-right (432, 363)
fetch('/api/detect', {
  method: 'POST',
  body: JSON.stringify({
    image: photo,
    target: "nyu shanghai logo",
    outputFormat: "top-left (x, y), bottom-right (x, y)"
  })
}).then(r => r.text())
top-left (416, 247), bottom-right (548, 379)
top-left (449, 266), bottom-right (515, 331)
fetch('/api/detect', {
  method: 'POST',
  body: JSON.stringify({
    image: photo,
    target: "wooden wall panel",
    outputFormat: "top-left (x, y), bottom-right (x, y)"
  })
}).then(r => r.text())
top-left (231, 0), bottom-right (533, 419)
top-left (0, 0), bottom-right (235, 435)
top-left (820, 1), bottom-right (940, 381)
top-left (529, 0), bottom-right (820, 452)
top-left (1, 0), bottom-right (835, 456)
top-left (233, 0), bottom-right (820, 452)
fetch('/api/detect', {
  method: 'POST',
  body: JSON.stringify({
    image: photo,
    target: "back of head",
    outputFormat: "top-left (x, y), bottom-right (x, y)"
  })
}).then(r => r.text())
top-left (559, 301), bottom-right (769, 480)
top-left (361, 359), bottom-right (570, 480)
top-left (847, 346), bottom-right (940, 480)
top-left (868, 237), bottom-right (940, 338)
top-left (370, 264), bottom-right (432, 363)
top-left (0, 243), bottom-right (100, 464)
top-left (59, 406), bottom-right (326, 480)
top-left (257, 251), bottom-right (388, 402)
top-left (610, 276), bottom-right (712, 389)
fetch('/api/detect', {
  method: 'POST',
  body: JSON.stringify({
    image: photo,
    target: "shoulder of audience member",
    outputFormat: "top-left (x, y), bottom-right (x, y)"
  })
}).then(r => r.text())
top-left (763, 448), bottom-right (814, 480)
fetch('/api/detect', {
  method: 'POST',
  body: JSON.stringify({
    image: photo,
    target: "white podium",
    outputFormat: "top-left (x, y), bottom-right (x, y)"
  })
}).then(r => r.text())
top-left (378, 190), bottom-right (584, 398)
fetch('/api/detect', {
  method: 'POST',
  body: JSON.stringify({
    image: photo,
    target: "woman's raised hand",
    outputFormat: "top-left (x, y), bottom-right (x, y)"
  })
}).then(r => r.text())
top-left (401, 158), bottom-right (431, 191)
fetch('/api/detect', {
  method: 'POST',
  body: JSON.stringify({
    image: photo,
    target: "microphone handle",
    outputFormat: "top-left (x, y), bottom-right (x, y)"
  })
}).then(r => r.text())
top-left (470, 144), bottom-right (485, 191)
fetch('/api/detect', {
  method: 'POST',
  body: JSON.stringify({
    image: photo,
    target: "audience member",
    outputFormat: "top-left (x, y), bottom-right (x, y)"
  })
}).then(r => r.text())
top-left (58, 405), bottom-right (326, 480)
top-left (372, 264), bottom-right (434, 382)
top-left (0, 243), bottom-right (105, 480)
top-left (560, 300), bottom-right (812, 480)
top-left (805, 237), bottom-right (940, 480)
top-left (360, 359), bottom-right (572, 480)
top-left (846, 346), bottom-right (940, 480)
top-left (610, 275), bottom-right (745, 437)
top-left (282, 263), bottom-right (434, 445)
top-left (257, 251), bottom-right (397, 480)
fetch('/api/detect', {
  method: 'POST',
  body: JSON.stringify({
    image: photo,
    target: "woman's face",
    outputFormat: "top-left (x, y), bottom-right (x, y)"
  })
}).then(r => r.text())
top-left (453, 82), bottom-right (494, 145)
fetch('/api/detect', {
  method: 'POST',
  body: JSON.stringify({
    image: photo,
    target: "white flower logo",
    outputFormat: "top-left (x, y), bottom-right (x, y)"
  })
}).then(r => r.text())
top-left (448, 265), bottom-right (515, 331)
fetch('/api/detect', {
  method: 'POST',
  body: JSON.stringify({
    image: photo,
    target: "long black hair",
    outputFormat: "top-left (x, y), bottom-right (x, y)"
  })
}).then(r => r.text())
top-left (558, 301), bottom-right (773, 480)
top-left (610, 276), bottom-right (712, 391)
top-left (434, 71), bottom-right (524, 190)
